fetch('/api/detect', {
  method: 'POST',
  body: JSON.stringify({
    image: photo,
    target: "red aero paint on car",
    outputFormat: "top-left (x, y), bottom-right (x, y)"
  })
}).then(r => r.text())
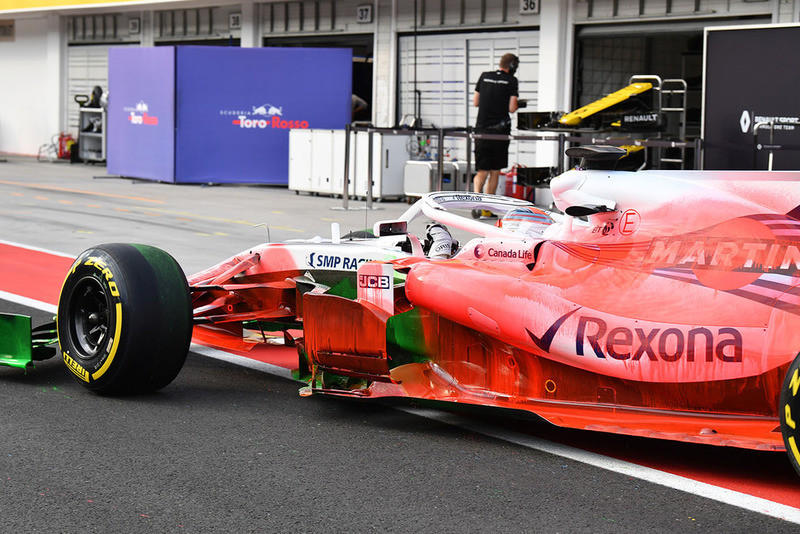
top-left (8, 146), bottom-right (800, 481)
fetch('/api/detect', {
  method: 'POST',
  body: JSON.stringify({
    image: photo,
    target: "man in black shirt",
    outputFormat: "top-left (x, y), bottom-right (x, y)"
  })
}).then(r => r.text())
top-left (473, 53), bottom-right (519, 213)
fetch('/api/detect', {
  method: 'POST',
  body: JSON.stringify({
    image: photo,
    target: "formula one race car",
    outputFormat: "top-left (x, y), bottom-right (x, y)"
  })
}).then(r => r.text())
top-left (4, 146), bottom-right (800, 478)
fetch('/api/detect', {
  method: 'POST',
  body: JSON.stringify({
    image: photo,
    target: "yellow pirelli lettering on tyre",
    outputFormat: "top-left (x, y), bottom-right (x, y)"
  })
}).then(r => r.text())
top-left (789, 436), bottom-right (800, 465)
top-left (787, 365), bottom-right (800, 465)
top-left (85, 257), bottom-right (118, 290)
top-left (84, 256), bottom-right (105, 270)
top-left (63, 352), bottom-right (90, 382)
top-left (790, 368), bottom-right (800, 397)
top-left (91, 302), bottom-right (122, 381)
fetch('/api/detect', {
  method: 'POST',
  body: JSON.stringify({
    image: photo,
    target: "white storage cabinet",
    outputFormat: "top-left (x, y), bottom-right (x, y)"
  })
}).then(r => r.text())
top-left (78, 108), bottom-right (106, 163)
top-left (289, 129), bottom-right (407, 200)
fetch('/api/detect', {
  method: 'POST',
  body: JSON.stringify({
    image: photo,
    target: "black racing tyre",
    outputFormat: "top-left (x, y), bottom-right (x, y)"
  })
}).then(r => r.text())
top-left (57, 244), bottom-right (192, 394)
top-left (779, 353), bottom-right (800, 478)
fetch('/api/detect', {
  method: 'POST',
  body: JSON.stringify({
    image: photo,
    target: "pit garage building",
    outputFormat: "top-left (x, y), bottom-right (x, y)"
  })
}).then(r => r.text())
top-left (0, 0), bottom-right (797, 170)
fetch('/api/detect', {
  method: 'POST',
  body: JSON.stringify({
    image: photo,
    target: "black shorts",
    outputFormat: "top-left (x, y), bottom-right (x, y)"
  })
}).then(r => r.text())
top-left (474, 138), bottom-right (510, 171)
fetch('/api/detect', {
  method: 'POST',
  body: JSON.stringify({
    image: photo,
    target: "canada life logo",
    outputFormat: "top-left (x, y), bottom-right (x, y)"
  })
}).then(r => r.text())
top-left (223, 102), bottom-right (310, 130)
top-left (124, 101), bottom-right (158, 126)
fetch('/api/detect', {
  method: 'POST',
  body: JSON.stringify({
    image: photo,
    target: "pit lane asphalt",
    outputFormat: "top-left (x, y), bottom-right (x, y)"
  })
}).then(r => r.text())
top-left (1, 157), bottom-right (798, 532)
top-left (2, 301), bottom-right (795, 533)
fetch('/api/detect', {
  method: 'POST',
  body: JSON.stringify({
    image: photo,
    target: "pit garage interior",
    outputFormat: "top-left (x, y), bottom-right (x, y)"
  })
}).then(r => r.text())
top-left (1, 0), bottom-right (800, 196)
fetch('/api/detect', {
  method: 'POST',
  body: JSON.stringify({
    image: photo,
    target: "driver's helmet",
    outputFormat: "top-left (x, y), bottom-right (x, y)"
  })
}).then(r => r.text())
top-left (498, 207), bottom-right (554, 237)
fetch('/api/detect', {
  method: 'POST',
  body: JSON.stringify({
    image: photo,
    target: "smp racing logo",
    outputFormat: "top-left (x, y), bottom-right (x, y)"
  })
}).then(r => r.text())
top-left (124, 101), bottom-right (158, 126)
top-left (307, 252), bottom-right (375, 270)
top-left (221, 102), bottom-right (309, 130)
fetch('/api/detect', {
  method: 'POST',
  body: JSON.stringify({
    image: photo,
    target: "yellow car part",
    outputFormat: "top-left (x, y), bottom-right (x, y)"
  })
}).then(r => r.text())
top-left (559, 82), bottom-right (653, 127)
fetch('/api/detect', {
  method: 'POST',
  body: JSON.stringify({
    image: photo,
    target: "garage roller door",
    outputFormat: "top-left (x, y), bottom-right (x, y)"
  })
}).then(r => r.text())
top-left (398, 30), bottom-right (539, 166)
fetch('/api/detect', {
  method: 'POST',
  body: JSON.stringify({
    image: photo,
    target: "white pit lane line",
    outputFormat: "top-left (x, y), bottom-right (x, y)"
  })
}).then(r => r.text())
top-left (191, 343), bottom-right (800, 524)
top-left (1, 239), bottom-right (798, 524)
top-left (190, 344), bottom-right (294, 380)
top-left (399, 408), bottom-right (800, 525)
top-left (0, 238), bottom-right (77, 259)
top-left (0, 291), bottom-right (57, 315)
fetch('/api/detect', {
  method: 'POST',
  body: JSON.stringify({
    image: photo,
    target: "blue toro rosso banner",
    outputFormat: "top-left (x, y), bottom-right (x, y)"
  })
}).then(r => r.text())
top-left (107, 47), bottom-right (176, 181)
top-left (107, 46), bottom-right (352, 184)
top-left (175, 46), bottom-right (351, 184)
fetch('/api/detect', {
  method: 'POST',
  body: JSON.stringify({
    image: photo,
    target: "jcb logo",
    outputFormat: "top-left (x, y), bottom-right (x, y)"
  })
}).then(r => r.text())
top-left (358, 274), bottom-right (391, 289)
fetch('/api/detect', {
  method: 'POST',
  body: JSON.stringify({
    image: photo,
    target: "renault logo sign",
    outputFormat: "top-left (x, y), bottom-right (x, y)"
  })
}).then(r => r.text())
top-left (740, 110), bottom-right (751, 134)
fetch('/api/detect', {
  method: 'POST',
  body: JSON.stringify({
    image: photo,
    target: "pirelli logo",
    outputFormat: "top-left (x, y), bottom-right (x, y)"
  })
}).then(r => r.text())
top-left (63, 352), bottom-right (89, 382)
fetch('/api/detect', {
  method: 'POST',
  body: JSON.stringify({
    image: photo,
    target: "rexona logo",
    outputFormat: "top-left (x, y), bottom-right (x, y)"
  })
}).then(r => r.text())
top-left (124, 101), bottom-right (158, 126)
top-left (575, 316), bottom-right (742, 363)
top-left (527, 309), bottom-right (743, 363)
top-left (221, 102), bottom-right (309, 130)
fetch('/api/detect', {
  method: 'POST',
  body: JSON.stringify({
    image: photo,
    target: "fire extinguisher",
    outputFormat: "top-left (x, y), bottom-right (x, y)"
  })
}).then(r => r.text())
top-left (58, 132), bottom-right (75, 159)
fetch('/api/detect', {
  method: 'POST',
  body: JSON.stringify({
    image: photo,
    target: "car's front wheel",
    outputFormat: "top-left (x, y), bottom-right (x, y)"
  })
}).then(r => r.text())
top-left (57, 244), bottom-right (192, 394)
top-left (780, 352), bottom-right (800, 477)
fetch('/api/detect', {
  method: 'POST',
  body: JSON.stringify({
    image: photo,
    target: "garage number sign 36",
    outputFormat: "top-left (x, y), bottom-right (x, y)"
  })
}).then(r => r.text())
top-left (520, 0), bottom-right (540, 15)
